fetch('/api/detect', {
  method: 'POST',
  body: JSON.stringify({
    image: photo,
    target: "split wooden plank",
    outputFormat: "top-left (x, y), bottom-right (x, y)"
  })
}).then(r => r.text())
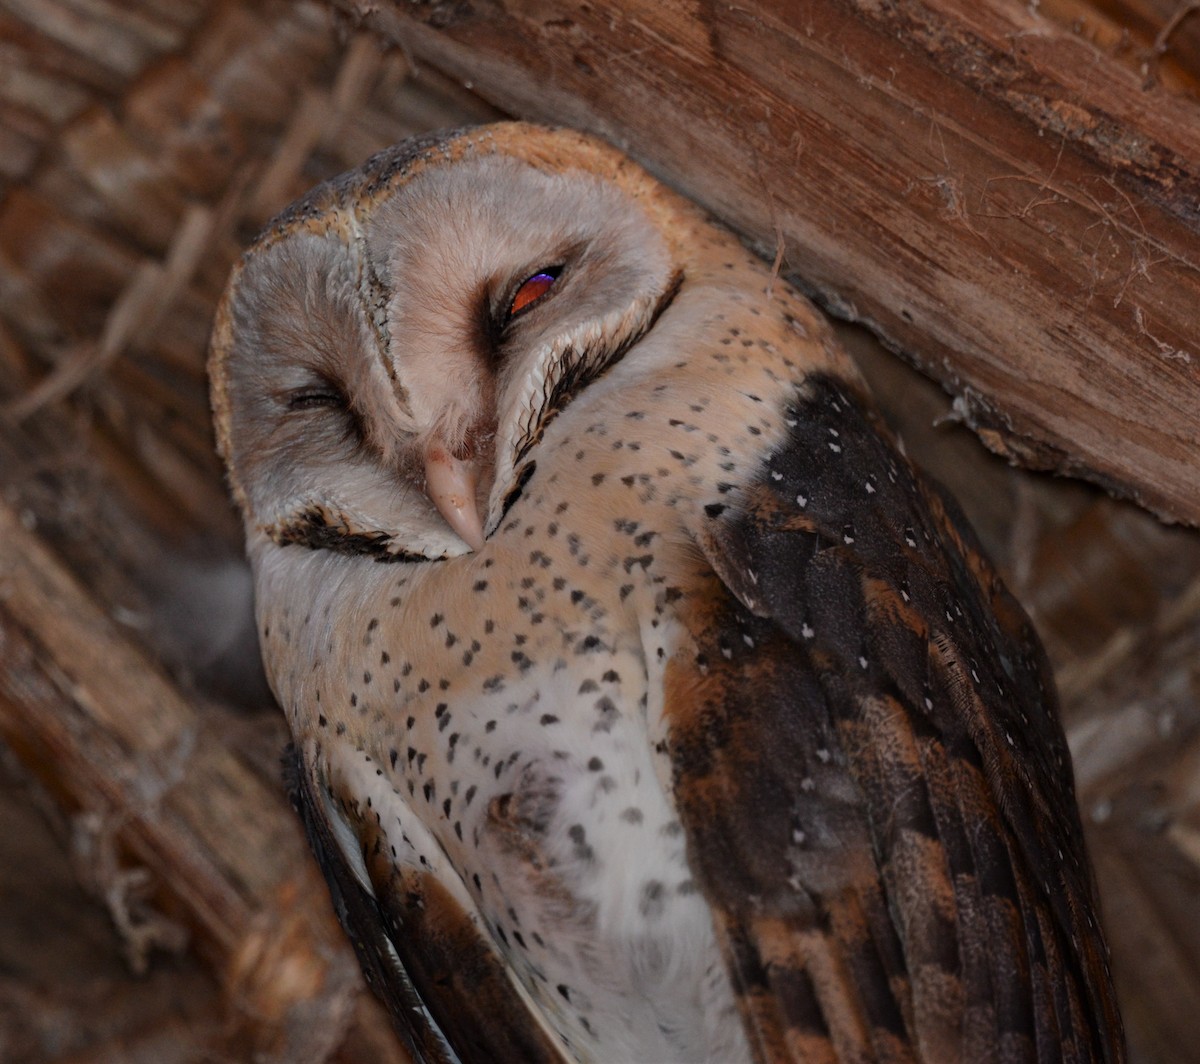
top-left (336, 0), bottom-right (1200, 525)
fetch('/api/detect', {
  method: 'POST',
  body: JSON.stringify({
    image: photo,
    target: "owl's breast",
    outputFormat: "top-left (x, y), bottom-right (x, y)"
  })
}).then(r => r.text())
top-left (258, 517), bottom-right (747, 1060)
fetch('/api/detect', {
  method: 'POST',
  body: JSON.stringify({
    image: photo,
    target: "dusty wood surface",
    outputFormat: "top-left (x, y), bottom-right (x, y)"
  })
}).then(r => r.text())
top-left (0, 502), bottom-right (381, 1063)
top-left (1036, 0), bottom-right (1200, 89)
top-left (336, 0), bottom-right (1200, 526)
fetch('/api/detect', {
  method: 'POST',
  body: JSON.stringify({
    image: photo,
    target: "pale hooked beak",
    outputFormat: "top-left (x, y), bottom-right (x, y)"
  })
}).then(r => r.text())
top-left (423, 442), bottom-right (485, 551)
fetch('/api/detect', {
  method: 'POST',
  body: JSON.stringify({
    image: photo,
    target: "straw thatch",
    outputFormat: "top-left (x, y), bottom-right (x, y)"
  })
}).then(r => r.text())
top-left (0, 1), bottom-right (1197, 1061)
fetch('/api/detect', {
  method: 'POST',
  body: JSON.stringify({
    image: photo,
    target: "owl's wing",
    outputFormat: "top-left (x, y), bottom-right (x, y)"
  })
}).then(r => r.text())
top-left (669, 373), bottom-right (1124, 1063)
top-left (285, 744), bottom-right (568, 1064)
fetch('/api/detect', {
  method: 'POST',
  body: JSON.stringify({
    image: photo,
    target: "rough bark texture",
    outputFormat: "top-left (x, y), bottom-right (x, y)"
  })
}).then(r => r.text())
top-left (335, 0), bottom-right (1200, 526)
top-left (0, 501), bottom-right (373, 1063)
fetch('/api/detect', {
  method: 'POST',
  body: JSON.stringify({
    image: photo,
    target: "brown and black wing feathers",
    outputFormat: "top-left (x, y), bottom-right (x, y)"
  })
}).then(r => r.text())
top-left (286, 745), bottom-right (567, 1064)
top-left (670, 373), bottom-right (1123, 1063)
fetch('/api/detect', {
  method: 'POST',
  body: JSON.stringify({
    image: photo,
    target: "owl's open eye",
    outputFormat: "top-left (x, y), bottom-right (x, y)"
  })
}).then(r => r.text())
top-left (506, 266), bottom-right (562, 323)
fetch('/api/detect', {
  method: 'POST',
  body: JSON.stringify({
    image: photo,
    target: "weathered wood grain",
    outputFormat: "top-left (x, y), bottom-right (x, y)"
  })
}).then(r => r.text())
top-left (336, 0), bottom-right (1200, 525)
top-left (0, 501), bottom-right (371, 1063)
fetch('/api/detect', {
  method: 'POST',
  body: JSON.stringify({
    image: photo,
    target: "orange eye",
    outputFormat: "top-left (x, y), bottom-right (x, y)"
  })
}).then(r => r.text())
top-left (508, 268), bottom-right (560, 319)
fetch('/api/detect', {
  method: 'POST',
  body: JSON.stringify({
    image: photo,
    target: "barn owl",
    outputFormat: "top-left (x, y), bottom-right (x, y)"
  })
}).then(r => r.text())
top-left (209, 123), bottom-right (1124, 1063)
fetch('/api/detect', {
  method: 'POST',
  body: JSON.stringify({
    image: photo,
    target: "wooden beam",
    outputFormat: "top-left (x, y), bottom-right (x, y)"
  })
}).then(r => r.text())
top-left (0, 502), bottom-right (371, 1061)
top-left (336, 0), bottom-right (1200, 525)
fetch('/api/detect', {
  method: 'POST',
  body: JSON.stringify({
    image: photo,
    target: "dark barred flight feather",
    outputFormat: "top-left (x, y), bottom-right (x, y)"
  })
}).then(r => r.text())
top-left (670, 374), bottom-right (1121, 1062)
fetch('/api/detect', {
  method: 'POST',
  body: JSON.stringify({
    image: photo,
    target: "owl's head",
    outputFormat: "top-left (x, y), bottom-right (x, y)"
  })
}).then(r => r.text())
top-left (210, 124), bottom-right (696, 562)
